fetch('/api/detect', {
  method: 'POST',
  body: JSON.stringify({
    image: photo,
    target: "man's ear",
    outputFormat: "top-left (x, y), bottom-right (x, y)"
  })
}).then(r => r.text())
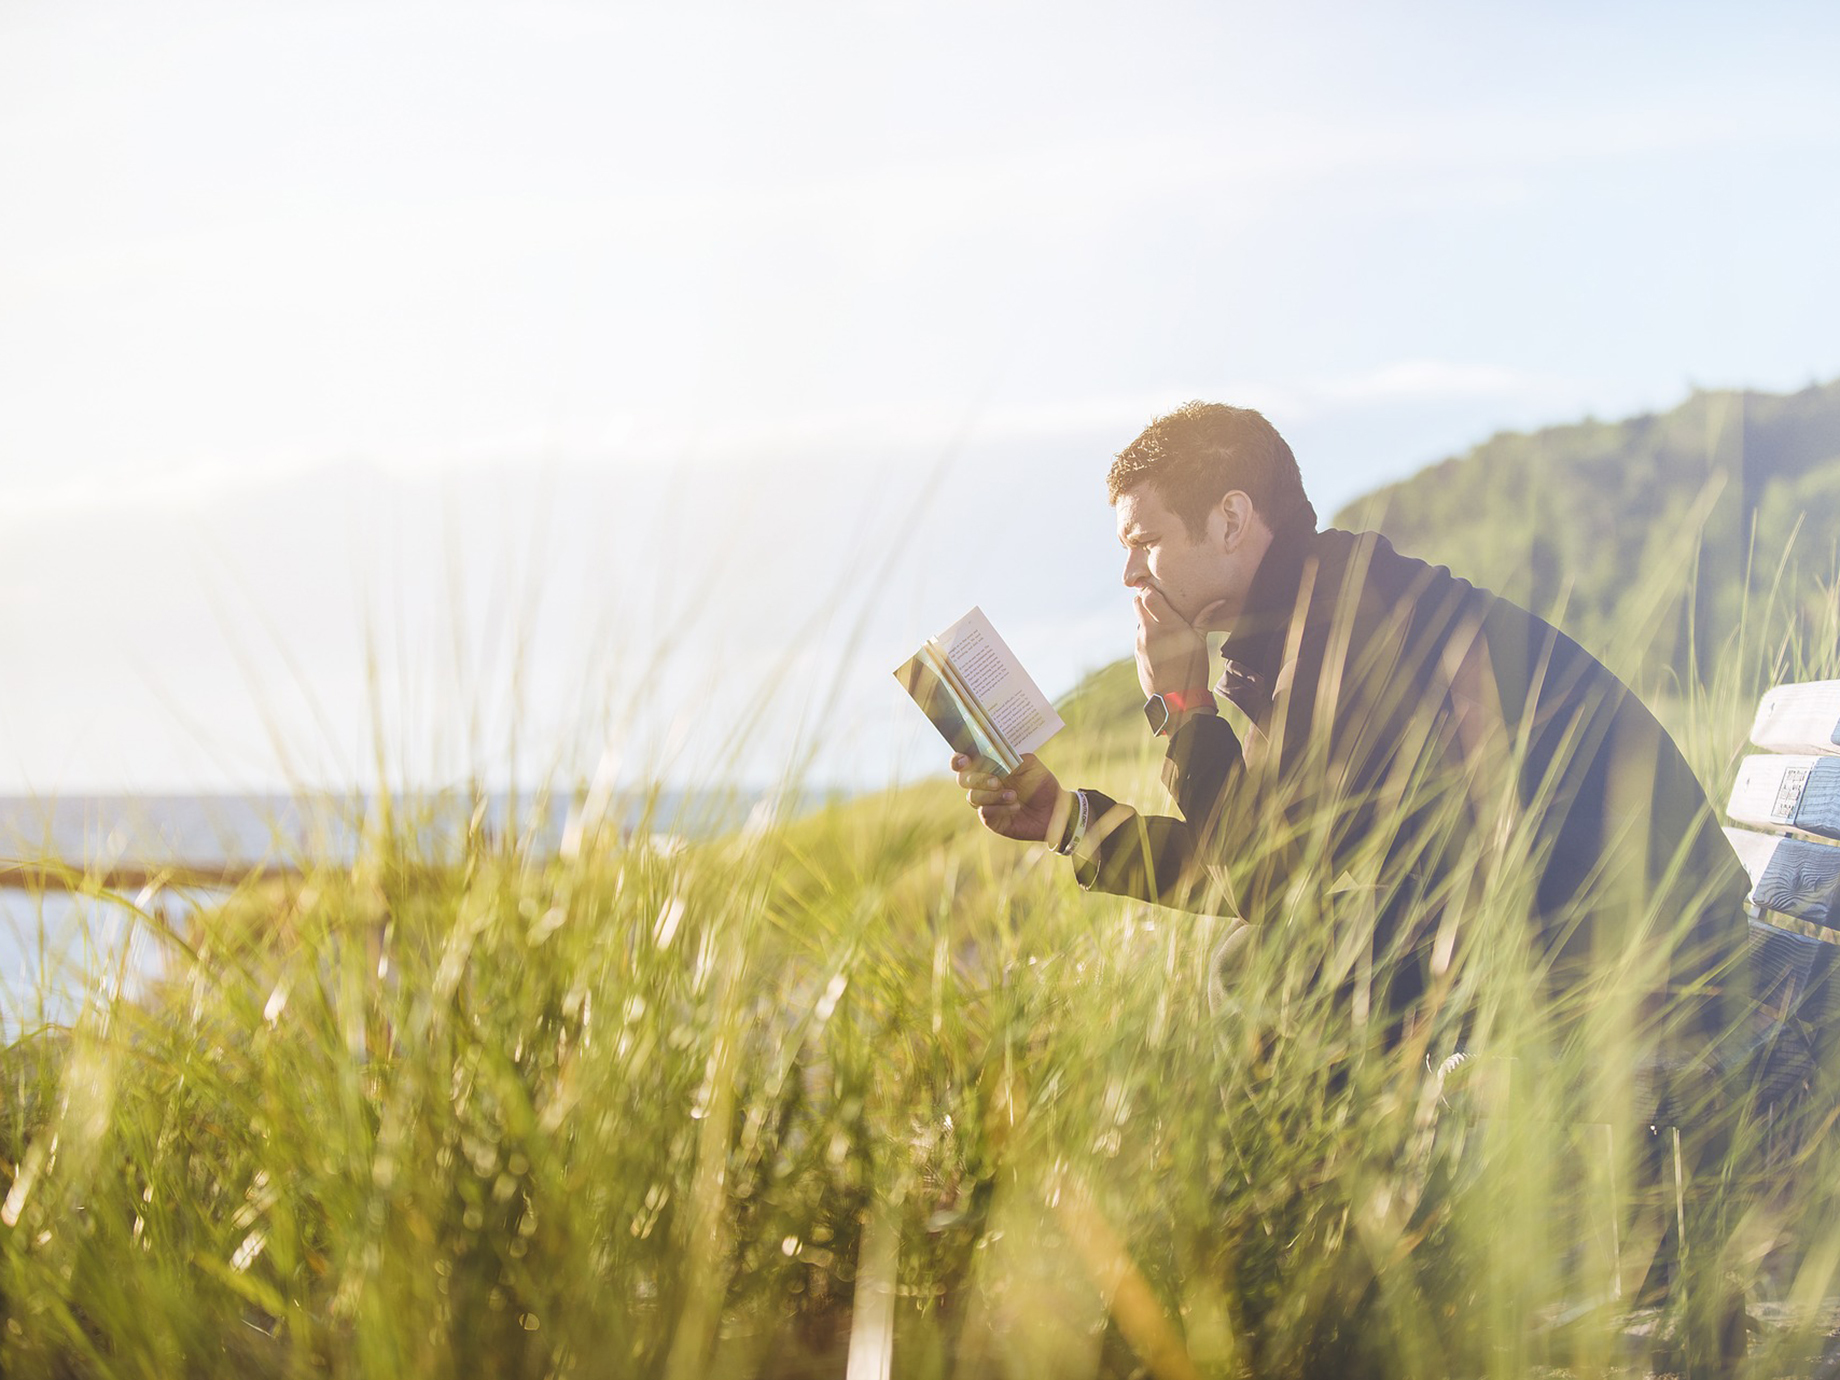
top-left (1217, 491), bottom-right (1255, 551)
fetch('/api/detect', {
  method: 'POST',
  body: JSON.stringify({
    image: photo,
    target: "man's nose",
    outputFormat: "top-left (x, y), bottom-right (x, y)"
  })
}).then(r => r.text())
top-left (1122, 550), bottom-right (1148, 588)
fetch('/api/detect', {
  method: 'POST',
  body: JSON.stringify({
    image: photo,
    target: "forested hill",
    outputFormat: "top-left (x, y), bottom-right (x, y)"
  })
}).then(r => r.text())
top-left (1332, 379), bottom-right (1840, 679)
top-left (1054, 380), bottom-right (1840, 739)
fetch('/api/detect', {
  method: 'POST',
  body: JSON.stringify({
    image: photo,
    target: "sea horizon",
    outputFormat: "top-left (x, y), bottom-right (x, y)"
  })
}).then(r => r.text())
top-left (0, 782), bottom-right (849, 877)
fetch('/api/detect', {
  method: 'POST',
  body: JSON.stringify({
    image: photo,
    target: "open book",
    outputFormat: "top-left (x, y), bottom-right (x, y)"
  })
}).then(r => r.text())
top-left (894, 607), bottom-right (1064, 775)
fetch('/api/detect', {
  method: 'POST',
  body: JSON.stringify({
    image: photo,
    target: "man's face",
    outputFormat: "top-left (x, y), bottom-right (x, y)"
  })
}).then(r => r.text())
top-left (1115, 482), bottom-right (1242, 624)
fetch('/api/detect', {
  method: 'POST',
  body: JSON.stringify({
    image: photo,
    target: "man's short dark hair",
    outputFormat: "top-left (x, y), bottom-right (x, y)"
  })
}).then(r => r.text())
top-left (1106, 402), bottom-right (1318, 539)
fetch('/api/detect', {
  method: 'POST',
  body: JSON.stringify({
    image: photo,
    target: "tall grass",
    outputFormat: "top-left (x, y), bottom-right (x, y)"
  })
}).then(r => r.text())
top-left (2, 548), bottom-right (1839, 1379)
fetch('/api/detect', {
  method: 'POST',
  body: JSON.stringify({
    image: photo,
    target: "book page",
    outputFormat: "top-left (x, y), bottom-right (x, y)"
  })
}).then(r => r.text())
top-left (935, 607), bottom-right (1064, 757)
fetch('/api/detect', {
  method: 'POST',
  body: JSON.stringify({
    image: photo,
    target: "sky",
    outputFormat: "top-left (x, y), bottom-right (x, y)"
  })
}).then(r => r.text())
top-left (2, 0), bottom-right (1839, 795)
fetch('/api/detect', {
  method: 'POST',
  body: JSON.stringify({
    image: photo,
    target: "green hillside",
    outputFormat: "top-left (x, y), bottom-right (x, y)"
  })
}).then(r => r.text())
top-left (1333, 380), bottom-right (1840, 680)
top-left (1050, 380), bottom-right (1840, 763)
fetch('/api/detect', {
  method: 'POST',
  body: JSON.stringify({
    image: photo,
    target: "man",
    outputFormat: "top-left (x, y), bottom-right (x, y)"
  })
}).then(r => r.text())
top-left (955, 402), bottom-right (1750, 1033)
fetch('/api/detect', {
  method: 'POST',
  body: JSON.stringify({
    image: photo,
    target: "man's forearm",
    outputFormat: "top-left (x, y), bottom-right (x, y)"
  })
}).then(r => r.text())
top-left (1069, 791), bottom-right (1242, 916)
top-left (1161, 712), bottom-right (1244, 824)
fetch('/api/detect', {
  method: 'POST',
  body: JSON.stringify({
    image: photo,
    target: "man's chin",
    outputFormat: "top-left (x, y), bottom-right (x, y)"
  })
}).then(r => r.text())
top-left (1188, 597), bottom-right (1238, 632)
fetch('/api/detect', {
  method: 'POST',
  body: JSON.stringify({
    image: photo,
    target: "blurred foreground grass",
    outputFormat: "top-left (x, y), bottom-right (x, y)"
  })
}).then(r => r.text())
top-left (3, 563), bottom-right (1840, 1379)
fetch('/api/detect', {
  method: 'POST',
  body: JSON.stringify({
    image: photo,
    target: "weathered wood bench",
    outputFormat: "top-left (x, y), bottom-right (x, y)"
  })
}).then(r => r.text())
top-left (1721, 679), bottom-right (1840, 1104)
top-left (1610, 680), bottom-right (1840, 1371)
top-left (1467, 683), bottom-right (1840, 1371)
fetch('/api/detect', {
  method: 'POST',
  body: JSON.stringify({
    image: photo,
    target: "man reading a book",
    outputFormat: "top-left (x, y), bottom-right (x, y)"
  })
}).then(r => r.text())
top-left (953, 402), bottom-right (1750, 1034)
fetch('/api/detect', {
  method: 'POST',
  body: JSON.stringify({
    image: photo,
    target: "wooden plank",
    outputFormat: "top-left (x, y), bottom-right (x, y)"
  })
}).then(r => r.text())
top-left (1728, 755), bottom-right (1840, 840)
top-left (1751, 680), bottom-right (1840, 754)
top-left (1725, 827), bottom-right (1840, 928)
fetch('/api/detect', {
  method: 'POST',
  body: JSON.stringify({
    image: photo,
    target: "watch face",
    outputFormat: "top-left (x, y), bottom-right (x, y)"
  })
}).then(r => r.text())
top-left (1143, 694), bottom-right (1170, 735)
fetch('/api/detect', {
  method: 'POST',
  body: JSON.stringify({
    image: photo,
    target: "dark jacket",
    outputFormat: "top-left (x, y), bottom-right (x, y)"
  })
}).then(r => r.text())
top-left (1072, 527), bottom-right (1750, 1013)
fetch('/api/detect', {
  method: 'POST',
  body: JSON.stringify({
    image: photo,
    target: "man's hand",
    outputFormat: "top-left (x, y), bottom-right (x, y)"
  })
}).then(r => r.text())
top-left (952, 753), bottom-right (1068, 844)
top-left (1134, 589), bottom-right (1227, 700)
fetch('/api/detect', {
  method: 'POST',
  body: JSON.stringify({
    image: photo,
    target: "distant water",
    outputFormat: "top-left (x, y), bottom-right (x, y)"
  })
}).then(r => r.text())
top-left (0, 786), bottom-right (815, 1035)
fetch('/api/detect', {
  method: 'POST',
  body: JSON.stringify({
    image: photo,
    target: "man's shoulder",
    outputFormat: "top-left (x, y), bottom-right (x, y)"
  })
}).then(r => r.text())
top-left (1320, 529), bottom-right (1638, 702)
top-left (1309, 527), bottom-right (1483, 608)
top-left (1313, 528), bottom-right (1605, 669)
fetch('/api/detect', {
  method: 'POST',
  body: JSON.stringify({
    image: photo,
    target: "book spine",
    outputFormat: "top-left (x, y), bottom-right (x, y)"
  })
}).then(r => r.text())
top-left (924, 645), bottom-right (1020, 773)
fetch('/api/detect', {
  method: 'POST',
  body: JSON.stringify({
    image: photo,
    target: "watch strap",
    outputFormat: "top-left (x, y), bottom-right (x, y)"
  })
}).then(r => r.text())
top-left (1055, 789), bottom-right (1090, 855)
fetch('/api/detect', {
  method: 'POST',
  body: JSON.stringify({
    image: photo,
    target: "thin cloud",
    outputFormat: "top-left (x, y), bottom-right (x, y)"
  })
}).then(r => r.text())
top-left (1312, 360), bottom-right (1567, 407)
top-left (0, 362), bottom-right (1571, 517)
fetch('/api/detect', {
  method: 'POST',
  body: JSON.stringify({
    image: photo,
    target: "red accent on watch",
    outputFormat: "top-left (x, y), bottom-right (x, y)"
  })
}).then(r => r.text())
top-left (1161, 688), bottom-right (1214, 713)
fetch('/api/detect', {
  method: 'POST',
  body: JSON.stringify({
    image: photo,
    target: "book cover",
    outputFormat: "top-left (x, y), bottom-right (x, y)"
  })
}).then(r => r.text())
top-left (894, 607), bottom-right (1063, 775)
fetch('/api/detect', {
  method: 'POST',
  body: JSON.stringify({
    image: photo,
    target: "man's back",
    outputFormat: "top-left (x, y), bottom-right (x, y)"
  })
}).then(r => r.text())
top-left (1072, 527), bottom-right (1750, 1012)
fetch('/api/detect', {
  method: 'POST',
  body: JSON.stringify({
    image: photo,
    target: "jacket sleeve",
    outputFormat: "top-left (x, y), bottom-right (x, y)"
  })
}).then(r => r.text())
top-left (1065, 577), bottom-right (1375, 920)
top-left (1069, 714), bottom-right (1251, 916)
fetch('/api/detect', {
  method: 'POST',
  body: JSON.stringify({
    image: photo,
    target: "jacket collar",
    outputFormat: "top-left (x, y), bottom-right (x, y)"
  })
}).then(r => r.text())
top-left (1215, 525), bottom-right (1319, 710)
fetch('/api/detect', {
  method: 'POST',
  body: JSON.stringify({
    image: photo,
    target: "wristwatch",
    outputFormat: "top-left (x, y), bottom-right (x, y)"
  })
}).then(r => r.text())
top-left (1143, 688), bottom-right (1215, 737)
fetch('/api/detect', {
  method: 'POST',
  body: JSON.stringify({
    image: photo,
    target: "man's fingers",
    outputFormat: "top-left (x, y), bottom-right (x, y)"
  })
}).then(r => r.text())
top-left (1137, 587), bottom-right (1179, 624)
top-left (966, 786), bottom-right (1018, 807)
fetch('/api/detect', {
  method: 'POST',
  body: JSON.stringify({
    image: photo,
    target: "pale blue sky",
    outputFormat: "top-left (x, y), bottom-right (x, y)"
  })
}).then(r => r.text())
top-left (2, 0), bottom-right (1838, 791)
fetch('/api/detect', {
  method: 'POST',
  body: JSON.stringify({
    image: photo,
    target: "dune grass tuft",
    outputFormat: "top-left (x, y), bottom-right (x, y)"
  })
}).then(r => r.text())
top-left (1, 554), bottom-right (1839, 1379)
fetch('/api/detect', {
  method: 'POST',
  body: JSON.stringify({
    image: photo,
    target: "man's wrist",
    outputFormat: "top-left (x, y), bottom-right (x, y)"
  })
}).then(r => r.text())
top-left (1168, 695), bottom-right (1220, 734)
top-left (1054, 789), bottom-right (1090, 855)
top-left (1144, 688), bottom-right (1218, 737)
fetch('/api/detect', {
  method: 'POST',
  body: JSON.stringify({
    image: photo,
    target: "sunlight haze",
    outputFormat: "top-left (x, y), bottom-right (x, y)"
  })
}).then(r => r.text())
top-left (3, 0), bottom-right (1838, 792)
